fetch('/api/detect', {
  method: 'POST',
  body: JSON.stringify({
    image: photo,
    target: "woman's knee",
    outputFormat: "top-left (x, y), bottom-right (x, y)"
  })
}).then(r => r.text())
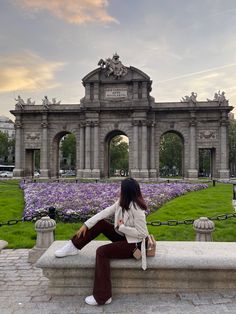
top-left (96, 245), bottom-right (108, 257)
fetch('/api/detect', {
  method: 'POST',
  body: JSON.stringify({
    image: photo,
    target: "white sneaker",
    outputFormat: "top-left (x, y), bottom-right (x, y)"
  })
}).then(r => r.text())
top-left (85, 295), bottom-right (112, 306)
top-left (54, 240), bottom-right (79, 258)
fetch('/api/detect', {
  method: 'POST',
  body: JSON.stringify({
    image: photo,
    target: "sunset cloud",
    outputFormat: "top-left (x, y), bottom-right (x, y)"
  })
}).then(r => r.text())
top-left (13, 0), bottom-right (117, 24)
top-left (0, 51), bottom-right (64, 93)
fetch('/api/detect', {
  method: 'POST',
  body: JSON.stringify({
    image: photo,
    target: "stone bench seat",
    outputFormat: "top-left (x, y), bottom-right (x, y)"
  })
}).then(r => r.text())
top-left (36, 240), bottom-right (236, 295)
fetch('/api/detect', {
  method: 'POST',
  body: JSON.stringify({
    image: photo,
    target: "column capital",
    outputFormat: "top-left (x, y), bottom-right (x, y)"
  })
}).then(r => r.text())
top-left (79, 121), bottom-right (86, 127)
top-left (85, 121), bottom-right (92, 127)
top-left (140, 120), bottom-right (147, 126)
top-left (189, 119), bottom-right (196, 127)
top-left (14, 122), bottom-right (23, 129)
top-left (147, 120), bottom-right (155, 127)
top-left (92, 121), bottom-right (99, 127)
top-left (220, 119), bottom-right (228, 126)
top-left (41, 122), bottom-right (49, 128)
top-left (132, 120), bottom-right (139, 126)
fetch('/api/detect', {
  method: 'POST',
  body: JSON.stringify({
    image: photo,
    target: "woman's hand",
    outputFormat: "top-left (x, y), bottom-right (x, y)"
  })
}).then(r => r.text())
top-left (117, 219), bottom-right (124, 227)
top-left (76, 224), bottom-right (88, 238)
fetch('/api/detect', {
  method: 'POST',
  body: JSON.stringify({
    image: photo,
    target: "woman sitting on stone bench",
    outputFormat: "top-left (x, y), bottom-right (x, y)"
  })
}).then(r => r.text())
top-left (55, 178), bottom-right (149, 306)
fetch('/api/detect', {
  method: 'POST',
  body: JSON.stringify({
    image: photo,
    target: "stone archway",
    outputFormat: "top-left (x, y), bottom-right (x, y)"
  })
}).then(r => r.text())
top-left (51, 131), bottom-right (76, 178)
top-left (11, 54), bottom-right (233, 180)
top-left (159, 130), bottom-right (184, 178)
top-left (104, 130), bottom-right (129, 178)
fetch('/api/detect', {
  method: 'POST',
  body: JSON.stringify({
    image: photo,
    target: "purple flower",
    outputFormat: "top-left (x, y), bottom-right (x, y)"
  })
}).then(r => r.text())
top-left (20, 181), bottom-right (208, 220)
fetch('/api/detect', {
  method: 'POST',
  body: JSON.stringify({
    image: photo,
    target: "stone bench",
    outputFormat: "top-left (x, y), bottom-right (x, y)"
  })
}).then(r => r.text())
top-left (0, 240), bottom-right (8, 252)
top-left (36, 240), bottom-right (236, 295)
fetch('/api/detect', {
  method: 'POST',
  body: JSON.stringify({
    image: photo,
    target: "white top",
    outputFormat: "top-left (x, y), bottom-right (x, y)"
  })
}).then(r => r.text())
top-left (84, 201), bottom-right (149, 270)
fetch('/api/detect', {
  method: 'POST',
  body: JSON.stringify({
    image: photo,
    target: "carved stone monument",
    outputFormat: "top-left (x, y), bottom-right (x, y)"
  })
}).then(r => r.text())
top-left (11, 54), bottom-right (233, 180)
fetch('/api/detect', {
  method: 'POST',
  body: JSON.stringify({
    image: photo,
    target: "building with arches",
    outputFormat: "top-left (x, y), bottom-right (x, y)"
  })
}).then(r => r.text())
top-left (11, 55), bottom-right (233, 179)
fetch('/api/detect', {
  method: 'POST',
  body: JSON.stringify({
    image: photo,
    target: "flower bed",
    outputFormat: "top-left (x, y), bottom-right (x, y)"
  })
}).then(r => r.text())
top-left (20, 181), bottom-right (208, 221)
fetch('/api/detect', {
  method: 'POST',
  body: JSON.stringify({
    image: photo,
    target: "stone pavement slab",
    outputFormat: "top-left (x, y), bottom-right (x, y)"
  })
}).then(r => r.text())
top-left (1, 249), bottom-right (236, 313)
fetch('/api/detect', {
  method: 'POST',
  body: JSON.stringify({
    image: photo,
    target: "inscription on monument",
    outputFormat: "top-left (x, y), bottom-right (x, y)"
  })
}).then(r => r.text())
top-left (105, 88), bottom-right (127, 99)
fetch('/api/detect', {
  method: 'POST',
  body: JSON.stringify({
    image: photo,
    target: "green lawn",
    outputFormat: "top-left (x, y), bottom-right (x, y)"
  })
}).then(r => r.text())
top-left (0, 180), bottom-right (235, 248)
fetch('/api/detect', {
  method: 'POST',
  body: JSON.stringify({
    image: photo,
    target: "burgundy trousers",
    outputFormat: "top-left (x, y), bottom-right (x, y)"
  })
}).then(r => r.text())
top-left (71, 219), bottom-right (136, 305)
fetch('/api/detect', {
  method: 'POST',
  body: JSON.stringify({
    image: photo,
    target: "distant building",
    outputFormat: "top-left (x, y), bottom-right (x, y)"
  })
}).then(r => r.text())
top-left (0, 115), bottom-right (15, 138)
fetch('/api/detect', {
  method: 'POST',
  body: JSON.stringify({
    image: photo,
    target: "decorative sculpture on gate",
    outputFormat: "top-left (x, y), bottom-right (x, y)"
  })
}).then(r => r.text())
top-left (98, 53), bottom-right (128, 79)
top-left (207, 91), bottom-right (228, 105)
top-left (52, 98), bottom-right (61, 105)
top-left (15, 95), bottom-right (25, 109)
top-left (26, 98), bottom-right (35, 105)
top-left (42, 96), bottom-right (50, 109)
top-left (181, 92), bottom-right (197, 104)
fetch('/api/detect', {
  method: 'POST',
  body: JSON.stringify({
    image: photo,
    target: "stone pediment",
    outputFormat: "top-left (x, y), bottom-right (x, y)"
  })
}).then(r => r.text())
top-left (81, 56), bottom-right (152, 104)
top-left (82, 66), bottom-right (150, 84)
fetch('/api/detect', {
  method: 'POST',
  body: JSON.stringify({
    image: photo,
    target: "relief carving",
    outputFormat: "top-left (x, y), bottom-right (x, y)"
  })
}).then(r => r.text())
top-left (199, 130), bottom-right (216, 140)
top-left (25, 132), bottom-right (41, 141)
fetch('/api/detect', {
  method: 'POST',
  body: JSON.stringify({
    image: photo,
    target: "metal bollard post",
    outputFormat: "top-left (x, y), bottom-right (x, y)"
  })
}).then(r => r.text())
top-left (233, 184), bottom-right (236, 210)
top-left (48, 206), bottom-right (56, 220)
top-left (213, 180), bottom-right (216, 187)
top-left (193, 217), bottom-right (215, 241)
top-left (28, 216), bottom-right (56, 263)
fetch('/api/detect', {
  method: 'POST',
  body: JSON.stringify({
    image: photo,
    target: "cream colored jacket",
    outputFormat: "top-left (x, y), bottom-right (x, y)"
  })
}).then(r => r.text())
top-left (84, 201), bottom-right (149, 270)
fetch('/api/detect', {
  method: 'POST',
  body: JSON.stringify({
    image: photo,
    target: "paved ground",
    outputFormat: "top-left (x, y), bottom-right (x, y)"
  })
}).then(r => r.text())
top-left (1, 249), bottom-right (236, 314)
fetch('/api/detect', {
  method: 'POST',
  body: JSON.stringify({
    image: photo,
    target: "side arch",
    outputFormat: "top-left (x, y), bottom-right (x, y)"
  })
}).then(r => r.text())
top-left (50, 130), bottom-right (77, 178)
top-left (159, 130), bottom-right (184, 177)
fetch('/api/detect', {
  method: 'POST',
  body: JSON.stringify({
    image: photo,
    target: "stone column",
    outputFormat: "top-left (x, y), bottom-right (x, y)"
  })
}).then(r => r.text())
top-left (77, 122), bottom-right (85, 178)
top-left (130, 120), bottom-right (140, 178)
top-left (84, 121), bottom-right (92, 177)
top-left (142, 82), bottom-right (147, 98)
top-left (219, 114), bottom-right (230, 178)
top-left (28, 216), bottom-right (56, 263)
top-left (40, 121), bottom-right (49, 178)
top-left (85, 83), bottom-right (91, 100)
top-left (93, 83), bottom-right (99, 101)
top-left (92, 121), bottom-right (100, 178)
top-left (193, 217), bottom-right (215, 241)
top-left (13, 120), bottom-right (24, 177)
top-left (187, 112), bottom-right (198, 179)
top-left (140, 121), bottom-right (149, 178)
top-left (149, 121), bottom-right (157, 178)
top-left (133, 82), bottom-right (138, 99)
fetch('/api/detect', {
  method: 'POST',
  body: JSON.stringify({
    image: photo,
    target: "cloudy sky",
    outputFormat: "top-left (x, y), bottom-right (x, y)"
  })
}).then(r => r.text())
top-left (1, 0), bottom-right (236, 120)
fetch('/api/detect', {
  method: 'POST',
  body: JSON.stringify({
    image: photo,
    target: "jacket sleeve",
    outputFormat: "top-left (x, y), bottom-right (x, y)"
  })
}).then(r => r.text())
top-left (84, 201), bottom-right (118, 229)
top-left (118, 207), bottom-right (148, 238)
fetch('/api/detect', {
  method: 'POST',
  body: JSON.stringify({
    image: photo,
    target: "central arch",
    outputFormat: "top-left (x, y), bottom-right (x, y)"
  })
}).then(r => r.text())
top-left (104, 130), bottom-right (129, 178)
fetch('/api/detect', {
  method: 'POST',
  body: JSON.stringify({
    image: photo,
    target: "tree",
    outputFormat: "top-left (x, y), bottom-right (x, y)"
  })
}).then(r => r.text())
top-left (0, 131), bottom-right (15, 164)
top-left (199, 149), bottom-right (211, 177)
top-left (159, 132), bottom-right (183, 177)
top-left (229, 119), bottom-right (236, 176)
top-left (60, 134), bottom-right (76, 169)
top-left (0, 131), bottom-right (9, 158)
top-left (109, 136), bottom-right (129, 176)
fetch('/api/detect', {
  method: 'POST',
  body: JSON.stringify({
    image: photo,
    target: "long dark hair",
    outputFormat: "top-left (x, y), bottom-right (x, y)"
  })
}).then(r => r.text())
top-left (119, 178), bottom-right (147, 211)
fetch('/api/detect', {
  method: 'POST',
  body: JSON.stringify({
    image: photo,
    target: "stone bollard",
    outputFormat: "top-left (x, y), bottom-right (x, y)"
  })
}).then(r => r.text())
top-left (28, 216), bottom-right (56, 263)
top-left (0, 240), bottom-right (8, 253)
top-left (193, 217), bottom-right (215, 242)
